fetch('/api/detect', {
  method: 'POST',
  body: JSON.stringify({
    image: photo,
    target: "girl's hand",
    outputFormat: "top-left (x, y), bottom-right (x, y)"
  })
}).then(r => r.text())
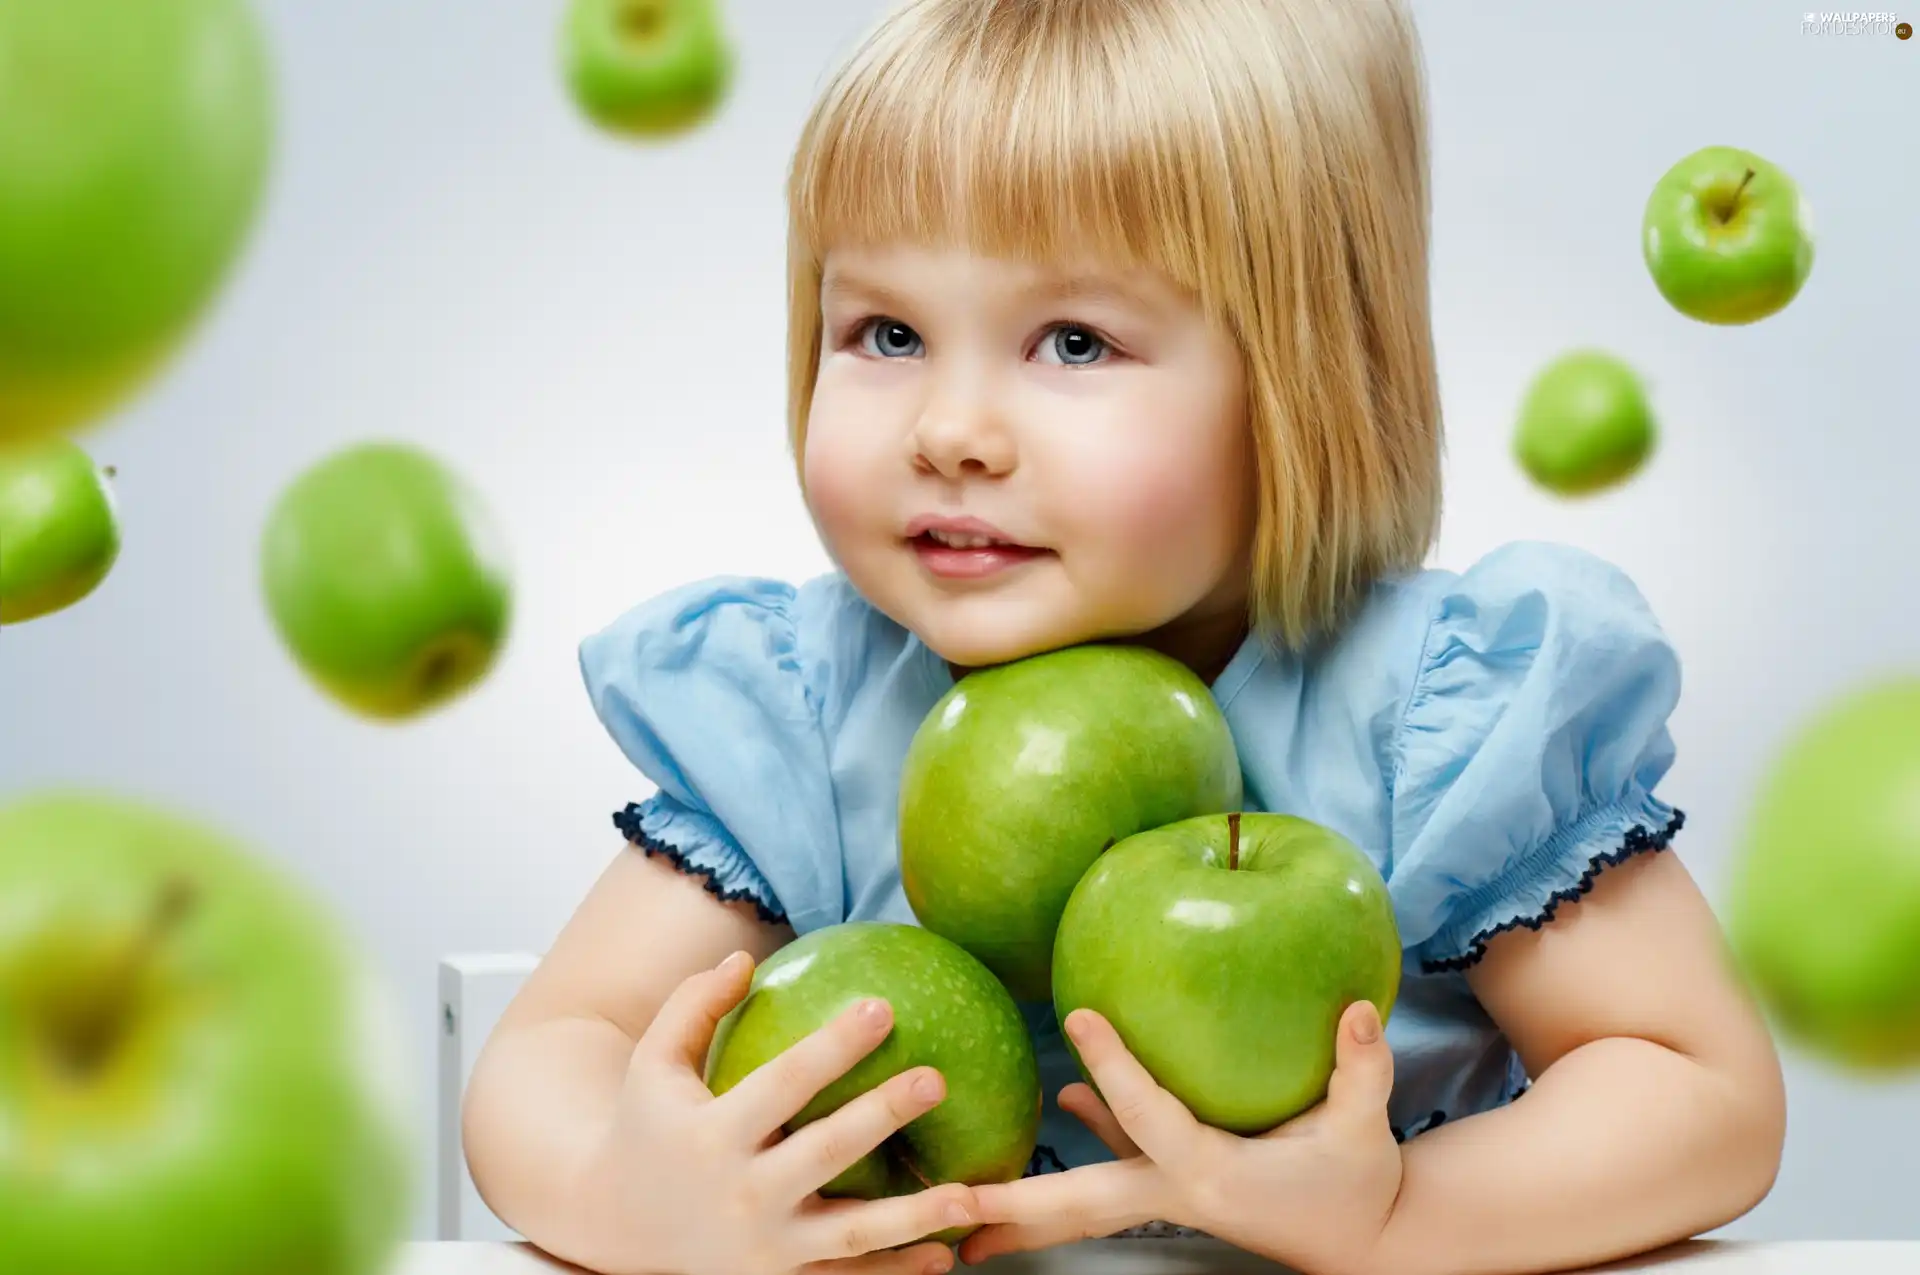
top-left (572, 952), bottom-right (979, 1275)
top-left (958, 1003), bottom-right (1403, 1275)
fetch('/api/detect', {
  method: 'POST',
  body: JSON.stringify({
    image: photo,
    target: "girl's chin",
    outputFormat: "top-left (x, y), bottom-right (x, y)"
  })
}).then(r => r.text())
top-left (912, 620), bottom-right (1096, 675)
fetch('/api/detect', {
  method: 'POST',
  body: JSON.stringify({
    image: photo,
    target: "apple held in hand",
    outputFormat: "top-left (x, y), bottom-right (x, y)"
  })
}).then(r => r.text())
top-left (1512, 349), bottom-right (1658, 498)
top-left (0, 0), bottom-right (274, 444)
top-left (0, 790), bottom-right (416, 1275)
top-left (0, 438), bottom-right (120, 623)
top-left (706, 922), bottom-right (1040, 1241)
top-left (899, 644), bottom-right (1244, 1003)
top-left (1643, 145), bottom-right (1814, 326)
top-left (261, 441), bottom-right (512, 721)
top-left (1052, 811), bottom-right (1401, 1134)
top-left (1727, 675), bottom-right (1920, 1071)
top-left (563, 0), bottom-right (734, 139)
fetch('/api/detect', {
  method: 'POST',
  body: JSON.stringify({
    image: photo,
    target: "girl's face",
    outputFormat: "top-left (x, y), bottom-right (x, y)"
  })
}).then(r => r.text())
top-left (803, 241), bottom-right (1257, 675)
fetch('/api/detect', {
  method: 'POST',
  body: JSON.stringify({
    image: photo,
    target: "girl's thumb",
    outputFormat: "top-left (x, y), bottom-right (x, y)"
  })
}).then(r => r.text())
top-left (645, 950), bottom-right (754, 1072)
top-left (1326, 1000), bottom-right (1394, 1119)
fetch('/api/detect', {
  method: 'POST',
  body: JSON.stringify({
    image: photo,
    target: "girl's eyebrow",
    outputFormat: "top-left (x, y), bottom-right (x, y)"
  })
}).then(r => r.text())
top-left (1032, 273), bottom-right (1164, 312)
top-left (821, 268), bottom-right (1165, 314)
top-left (820, 273), bottom-right (914, 312)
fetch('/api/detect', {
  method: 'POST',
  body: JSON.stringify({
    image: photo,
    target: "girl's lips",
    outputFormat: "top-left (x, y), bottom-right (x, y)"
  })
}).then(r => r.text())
top-left (908, 534), bottom-right (1054, 579)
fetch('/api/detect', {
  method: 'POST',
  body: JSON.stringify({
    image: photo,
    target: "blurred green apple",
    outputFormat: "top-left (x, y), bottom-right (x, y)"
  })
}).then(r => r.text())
top-left (0, 789), bottom-right (415, 1275)
top-left (563, 0), bottom-right (733, 139)
top-left (705, 922), bottom-right (1040, 1243)
top-left (1053, 812), bottom-right (1401, 1133)
top-left (260, 441), bottom-right (512, 721)
top-left (0, 0), bottom-right (274, 444)
top-left (1643, 145), bottom-right (1814, 325)
top-left (1727, 676), bottom-right (1920, 1071)
top-left (0, 438), bottom-right (120, 623)
top-left (898, 644), bottom-right (1244, 1002)
top-left (1513, 349), bottom-right (1658, 497)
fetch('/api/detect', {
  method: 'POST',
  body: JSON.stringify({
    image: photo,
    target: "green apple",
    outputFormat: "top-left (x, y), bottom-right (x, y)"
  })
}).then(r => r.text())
top-left (1726, 675), bottom-right (1920, 1071)
top-left (0, 0), bottom-right (274, 445)
top-left (0, 789), bottom-right (415, 1274)
top-left (260, 441), bottom-right (512, 721)
top-left (562, 0), bottom-right (733, 139)
top-left (1512, 349), bottom-right (1658, 497)
top-left (0, 438), bottom-right (120, 623)
top-left (1643, 145), bottom-right (1815, 326)
top-left (1053, 811), bottom-right (1401, 1134)
top-left (898, 644), bottom-right (1244, 1003)
top-left (705, 922), bottom-right (1040, 1243)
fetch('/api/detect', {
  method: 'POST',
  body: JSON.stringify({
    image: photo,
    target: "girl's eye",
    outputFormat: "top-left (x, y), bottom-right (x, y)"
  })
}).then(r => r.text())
top-left (858, 319), bottom-right (923, 358)
top-left (1036, 324), bottom-right (1110, 367)
top-left (849, 317), bottom-right (1113, 365)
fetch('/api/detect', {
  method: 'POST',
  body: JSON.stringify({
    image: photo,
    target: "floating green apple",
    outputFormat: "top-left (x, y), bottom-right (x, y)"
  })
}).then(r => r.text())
top-left (0, 789), bottom-right (416, 1274)
top-left (898, 644), bottom-right (1244, 1002)
top-left (1643, 145), bottom-right (1815, 325)
top-left (705, 922), bottom-right (1039, 1243)
top-left (1726, 675), bottom-right (1920, 1071)
top-left (562, 0), bottom-right (734, 139)
top-left (0, 438), bottom-right (121, 623)
top-left (1053, 812), bottom-right (1401, 1134)
top-left (0, 0), bottom-right (274, 444)
top-left (260, 441), bottom-right (512, 721)
top-left (1512, 349), bottom-right (1658, 497)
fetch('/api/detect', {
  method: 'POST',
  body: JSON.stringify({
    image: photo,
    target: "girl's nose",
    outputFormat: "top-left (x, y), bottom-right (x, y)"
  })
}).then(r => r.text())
top-left (910, 401), bottom-right (1018, 478)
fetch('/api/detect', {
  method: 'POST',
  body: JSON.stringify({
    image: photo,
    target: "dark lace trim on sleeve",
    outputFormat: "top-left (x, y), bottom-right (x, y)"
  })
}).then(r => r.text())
top-left (612, 803), bottom-right (788, 928)
top-left (1022, 1144), bottom-right (1071, 1177)
top-left (1110, 1221), bottom-right (1214, 1239)
top-left (1391, 1109), bottom-right (1449, 1143)
top-left (1419, 808), bottom-right (1687, 975)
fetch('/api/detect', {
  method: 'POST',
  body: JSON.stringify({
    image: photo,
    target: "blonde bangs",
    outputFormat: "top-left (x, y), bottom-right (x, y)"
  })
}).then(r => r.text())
top-left (788, 1), bottom-right (1240, 309)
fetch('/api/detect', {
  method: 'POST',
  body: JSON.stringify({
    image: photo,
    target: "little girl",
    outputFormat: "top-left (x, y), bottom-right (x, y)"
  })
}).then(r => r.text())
top-left (463, 1), bottom-right (1788, 1273)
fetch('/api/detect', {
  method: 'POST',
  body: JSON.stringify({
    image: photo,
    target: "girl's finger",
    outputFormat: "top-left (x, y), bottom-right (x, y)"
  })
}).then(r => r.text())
top-left (958, 1161), bottom-right (1154, 1264)
top-left (803, 1240), bottom-right (957, 1275)
top-left (1058, 1082), bottom-right (1141, 1159)
top-left (793, 1182), bottom-right (978, 1267)
top-left (718, 997), bottom-right (897, 1143)
top-left (637, 951), bottom-right (755, 1074)
top-left (1324, 1000), bottom-right (1395, 1130)
top-left (761, 1066), bottom-right (949, 1198)
top-left (1061, 1009), bottom-right (1199, 1166)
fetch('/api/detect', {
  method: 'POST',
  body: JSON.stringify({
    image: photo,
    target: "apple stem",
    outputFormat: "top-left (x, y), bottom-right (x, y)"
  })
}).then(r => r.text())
top-left (1228, 812), bottom-right (1241, 871)
top-left (897, 1148), bottom-right (936, 1191)
top-left (1714, 168), bottom-right (1757, 224)
top-left (619, 0), bottom-right (663, 38)
top-left (101, 465), bottom-right (118, 480)
top-left (60, 876), bottom-right (197, 1073)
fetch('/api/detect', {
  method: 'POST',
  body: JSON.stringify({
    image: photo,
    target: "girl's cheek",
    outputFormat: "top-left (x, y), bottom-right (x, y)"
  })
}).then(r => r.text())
top-left (1056, 442), bottom-right (1220, 556)
top-left (801, 430), bottom-right (868, 542)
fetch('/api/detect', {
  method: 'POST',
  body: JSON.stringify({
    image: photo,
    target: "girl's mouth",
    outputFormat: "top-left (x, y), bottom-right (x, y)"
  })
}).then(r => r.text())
top-left (908, 533), bottom-right (1054, 579)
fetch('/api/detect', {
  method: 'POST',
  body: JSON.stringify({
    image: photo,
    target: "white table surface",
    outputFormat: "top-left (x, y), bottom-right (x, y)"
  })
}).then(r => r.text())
top-left (394, 1240), bottom-right (1920, 1275)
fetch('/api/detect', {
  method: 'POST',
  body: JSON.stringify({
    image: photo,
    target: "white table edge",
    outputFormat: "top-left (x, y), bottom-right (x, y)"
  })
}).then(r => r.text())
top-left (395, 1239), bottom-right (1920, 1275)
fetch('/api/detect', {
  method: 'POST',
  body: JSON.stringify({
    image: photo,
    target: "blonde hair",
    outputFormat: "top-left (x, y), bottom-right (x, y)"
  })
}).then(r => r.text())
top-left (784, 0), bottom-right (1443, 653)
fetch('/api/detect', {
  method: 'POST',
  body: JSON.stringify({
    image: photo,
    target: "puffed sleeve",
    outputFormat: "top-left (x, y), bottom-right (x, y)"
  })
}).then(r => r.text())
top-left (578, 576), bottom-right (845, 935)
top-left (1388, 541), bottom-right (1685, 974)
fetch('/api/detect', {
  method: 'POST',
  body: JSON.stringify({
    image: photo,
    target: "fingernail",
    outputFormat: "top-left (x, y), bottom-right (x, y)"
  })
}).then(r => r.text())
top-left (1064, 1011), bottom-right (1087, 1043)
top-left (719, 951), bottom-right (749, 975)
top-left (913, 1070), bottom-right (944, 1102)
top-left (1354, 1003), bottom-right (1380, 1044)
top-left (946, 1201), bottom-right (974, 1227)
top-left (926, 1255), bottom-right (953, 1275)
top-left (861, 998), bottom-right (891, 1025)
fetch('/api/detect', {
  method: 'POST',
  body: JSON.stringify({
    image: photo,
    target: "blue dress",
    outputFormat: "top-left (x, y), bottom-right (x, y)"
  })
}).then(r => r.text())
top-left (578, 539), bottom-right (1685, 1179)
